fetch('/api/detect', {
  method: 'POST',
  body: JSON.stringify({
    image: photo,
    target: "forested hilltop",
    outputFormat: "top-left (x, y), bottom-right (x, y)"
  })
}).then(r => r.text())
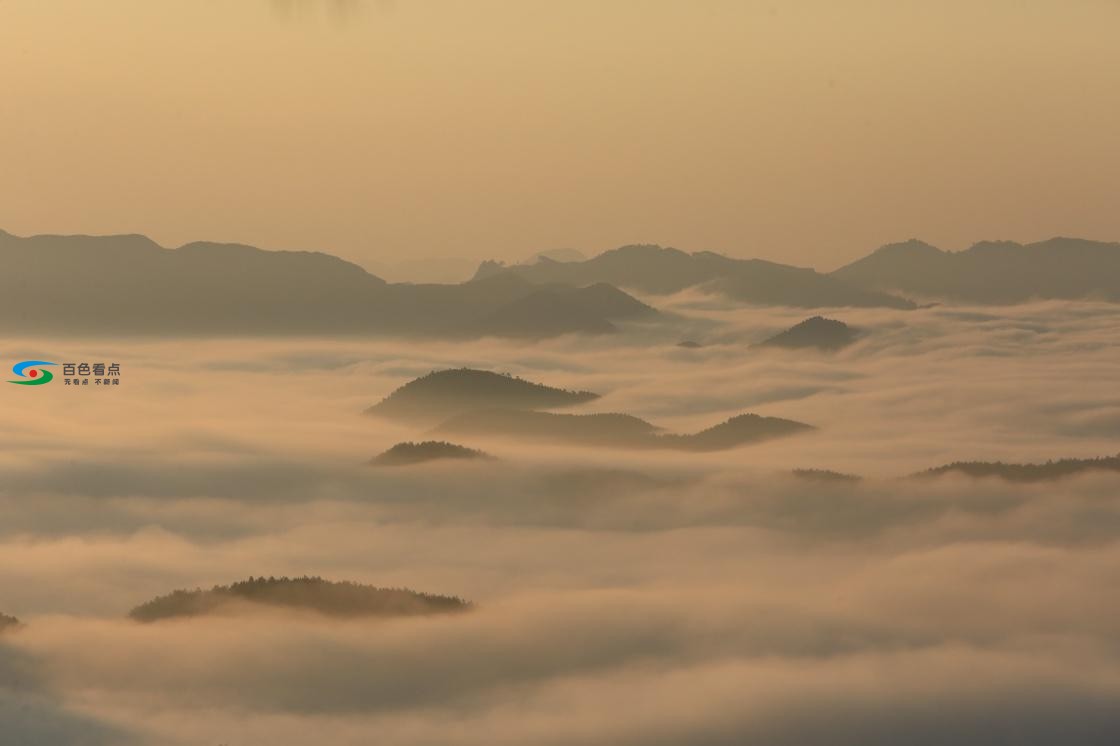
top-left (130, 577), bottom-right (471, 622)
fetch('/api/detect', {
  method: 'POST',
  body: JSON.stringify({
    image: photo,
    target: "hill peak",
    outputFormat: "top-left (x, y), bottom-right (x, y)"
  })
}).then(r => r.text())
top-left (129, 576), bottom-right (471, 622)
top-left (472, 259), bottom-right (507, 280)
top-left (365, 368), bottom-right (600, 423)
top-left (597, 244), bottom-right (693, 262)
top-left (871, 239), bottom-right (944, 257)
top-left (370, 441), bottom-right (492, 467)
top-left (757, 316), bottom-right (858, 351)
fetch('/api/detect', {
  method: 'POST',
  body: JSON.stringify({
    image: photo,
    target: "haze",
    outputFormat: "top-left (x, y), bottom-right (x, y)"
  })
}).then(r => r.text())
top-left (5, 297), bottom-right (1120, 743)
top-left (4, 3), bottom-right (1120, 744)
top-left (4, 0), bottom-right (1120, 274)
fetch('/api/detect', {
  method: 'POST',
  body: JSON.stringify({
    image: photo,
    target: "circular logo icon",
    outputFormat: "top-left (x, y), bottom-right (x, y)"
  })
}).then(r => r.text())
top-left (8, 361), bottom-right (58, 386)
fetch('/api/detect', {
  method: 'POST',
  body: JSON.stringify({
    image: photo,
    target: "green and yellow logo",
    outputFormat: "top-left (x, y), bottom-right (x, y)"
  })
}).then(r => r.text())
top-left (8, 361), bottom-right (58, 386)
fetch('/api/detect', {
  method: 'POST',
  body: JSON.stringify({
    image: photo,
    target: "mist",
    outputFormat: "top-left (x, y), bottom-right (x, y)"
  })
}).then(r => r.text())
top-left (4, 1), bottom-right (1119, 740)
top-left (2, 297), bottom-right (1119, 743)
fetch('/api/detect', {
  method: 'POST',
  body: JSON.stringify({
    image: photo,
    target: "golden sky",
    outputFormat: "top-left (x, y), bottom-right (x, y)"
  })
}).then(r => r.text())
top-left (2, 0), bottom-right (1119, 271)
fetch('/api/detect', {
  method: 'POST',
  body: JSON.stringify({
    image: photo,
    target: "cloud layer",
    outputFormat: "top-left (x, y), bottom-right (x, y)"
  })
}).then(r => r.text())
top-left (1, 299), bottom-right (1119, 743)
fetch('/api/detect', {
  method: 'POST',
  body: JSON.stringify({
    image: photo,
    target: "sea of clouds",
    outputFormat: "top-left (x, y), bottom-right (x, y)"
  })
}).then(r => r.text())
top-left (1, 298), bottom-right (1119, 744)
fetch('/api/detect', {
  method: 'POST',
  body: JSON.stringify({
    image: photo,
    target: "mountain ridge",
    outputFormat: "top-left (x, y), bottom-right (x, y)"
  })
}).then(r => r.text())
top-left (475, 243), bottom-right (916, 309)
top-left (0, 230), bottom-right (648, 338)
top-left (832, 237), bottom-right (1120, 302)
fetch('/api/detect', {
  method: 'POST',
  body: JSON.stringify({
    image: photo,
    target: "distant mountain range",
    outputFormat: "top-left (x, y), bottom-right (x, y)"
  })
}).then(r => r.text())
top-left (366, 369), bottom-right (600, 424)
top-left (0, 230), bottom-right (653, 338)
top-left (475, 244), bottom-right (916, 309)
top-left (481, 238), bottom-right (1120, 306)
top-left (831, 237), bottom-right (1120, 303)
top-left (129, 576), bottom-right (470, 622)
top-left (756, 316), bottom-right (858, 351)
top-left (6, 230), bottom-right (1120, 339)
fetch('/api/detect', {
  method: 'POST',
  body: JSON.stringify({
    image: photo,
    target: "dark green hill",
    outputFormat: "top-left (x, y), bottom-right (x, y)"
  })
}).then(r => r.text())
top-left (791, 468), bottom-right (862, 483)
top-left (663, 414), bottom-right (815, 451)
top-left (916, 455), bottom-right (1120, 482)
top-left (366, 368), bottom-right (600, 423)
top-left (756, 316), bottom-right (859, 351)
top-left (370, 441), bottom-right (491, 466)
top-left (129, 576), bottom-right (470, 622)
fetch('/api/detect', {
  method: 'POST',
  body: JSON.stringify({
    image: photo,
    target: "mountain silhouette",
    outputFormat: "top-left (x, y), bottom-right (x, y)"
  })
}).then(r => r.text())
top-left (474, 244), bottom-right (915, 309)
top-left (129, 576), bottom-right (471, 622)
top-left (0, 230), bottom-right (651, 338)
top-left (435, 409), bottom-right (660, 447)
top-left (434, 409), bottom-right (813, 451)
top-left (370, 441), bottom-right (492, 466)
top-left (832, 237), bottom-right (1120, 303)
top-left (916, 454), bottom-right (1120, 482)
top-left (529, 248), bottom-right (586, 263)
top-left (791, 468), bottom-right (862, 483)
top-left (0, 613), bottom-right (19, 632)
top-left (662, 413), bottom-right (815, 451)
top-left (757, 316), bottom-right (859, 351)
top-left (366, 368), bottom-right (600, 423)
top-left (475, 283), bottom-right (656, 337)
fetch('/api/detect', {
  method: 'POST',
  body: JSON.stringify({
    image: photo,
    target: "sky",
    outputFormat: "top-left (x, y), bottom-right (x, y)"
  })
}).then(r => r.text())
top-left (3, 0), bottom-right (1120, 273)
top-left (5, 6), bottom-right (1120, 740)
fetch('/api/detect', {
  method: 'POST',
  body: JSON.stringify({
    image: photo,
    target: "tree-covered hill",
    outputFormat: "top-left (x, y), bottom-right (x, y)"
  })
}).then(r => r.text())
top-left (366, 368), bottom-right (600, 423)
top-left (916, 455), bottom-right (1120, 482)
top-left (371, 441), bottom-right (492, 466)
top-left (129, 577), bottom-right (471, 622)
